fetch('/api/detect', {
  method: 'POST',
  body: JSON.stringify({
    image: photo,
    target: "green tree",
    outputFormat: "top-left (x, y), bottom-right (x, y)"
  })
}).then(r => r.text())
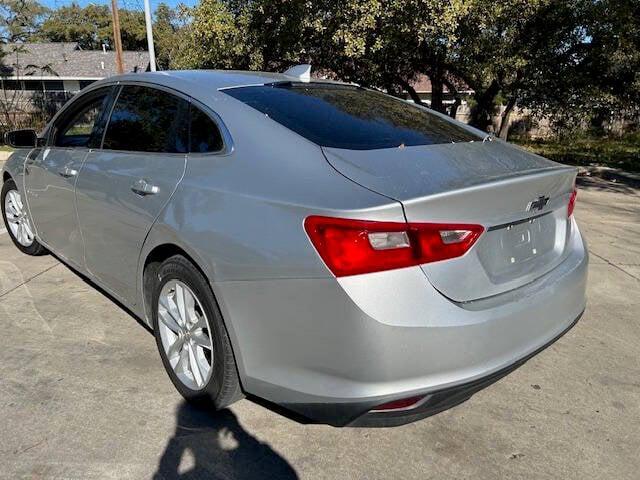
top-left (118, 8), bottom-right (147, 51)
top-left (240, 0), bottom-right (310, 71)
top-left (107, 0), bottom-right (640, 135)
top-left (447, 0), bottom-right (604, 136)
top-left (228, 0), bottom-right (465, 112)
top-left (170, 0), bottom-right (257, 69)
top-left (517, 0), bottom-right (640, 134)
top-left (36, 2), bottom-right (147, 51)
top-left (35, 3), bottom-right (111, 49)
top-left (0, 0), bottom-right (47, 43)
top-left (153, 3), bottom-right (188, 69)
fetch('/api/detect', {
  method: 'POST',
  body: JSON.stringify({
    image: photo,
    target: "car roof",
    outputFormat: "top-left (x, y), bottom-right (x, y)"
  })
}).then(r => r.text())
top-left (97, 69), bottom-right (347, 91)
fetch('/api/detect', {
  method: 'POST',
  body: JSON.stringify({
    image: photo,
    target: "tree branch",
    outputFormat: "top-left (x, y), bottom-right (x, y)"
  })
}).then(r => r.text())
top-left (397, 78), bottom-right (425, 106)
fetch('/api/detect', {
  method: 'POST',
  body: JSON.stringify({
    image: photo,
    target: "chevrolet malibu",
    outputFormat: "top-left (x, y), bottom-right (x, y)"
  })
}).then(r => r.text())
top-left (1, 68), bottom-right (587, 426)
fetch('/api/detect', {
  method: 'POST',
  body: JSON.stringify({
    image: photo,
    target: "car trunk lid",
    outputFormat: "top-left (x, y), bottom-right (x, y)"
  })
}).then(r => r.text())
top-left (323, 141), bottom-right (577, 301)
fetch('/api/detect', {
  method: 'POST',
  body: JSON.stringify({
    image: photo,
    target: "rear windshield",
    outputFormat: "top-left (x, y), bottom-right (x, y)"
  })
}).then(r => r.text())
top-left (223, 83), bottom-right (481, 150)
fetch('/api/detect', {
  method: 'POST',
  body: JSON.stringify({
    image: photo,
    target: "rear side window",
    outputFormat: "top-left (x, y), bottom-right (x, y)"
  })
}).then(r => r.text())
top-left (103, 85), bottom-right (188, 153)
top-left (190, 105), bottom-right (224, 153)
top-left (224, 83), bottom-right (481, 150)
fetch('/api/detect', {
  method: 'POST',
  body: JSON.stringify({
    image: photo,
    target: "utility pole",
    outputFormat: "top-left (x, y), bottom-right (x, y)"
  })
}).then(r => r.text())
top-left (110, 0), bottom-right (124, 74)
top-left (143, 0), bottom-right (157, 71)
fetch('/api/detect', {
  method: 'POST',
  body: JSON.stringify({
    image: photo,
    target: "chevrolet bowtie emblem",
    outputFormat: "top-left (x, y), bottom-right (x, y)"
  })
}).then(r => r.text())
top-left (527, 195), bottom-right (550, 212)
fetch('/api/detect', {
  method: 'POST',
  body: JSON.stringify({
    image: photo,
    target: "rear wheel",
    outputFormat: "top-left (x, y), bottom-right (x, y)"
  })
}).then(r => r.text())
top-left (151, 255), bottom-right (243, 409)
top-left (1, 178), bottom-right (47, 256)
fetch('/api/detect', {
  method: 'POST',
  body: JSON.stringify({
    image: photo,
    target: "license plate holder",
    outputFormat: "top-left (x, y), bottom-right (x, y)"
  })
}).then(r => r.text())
top-left (500, 219), bottom-right (540, 264)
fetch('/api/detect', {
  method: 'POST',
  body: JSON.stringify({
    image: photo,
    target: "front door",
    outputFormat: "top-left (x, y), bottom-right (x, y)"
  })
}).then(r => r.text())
top-left (75, 85), bottom-right (188, 304)
top-left (24, 87), bottom-right (114, 267)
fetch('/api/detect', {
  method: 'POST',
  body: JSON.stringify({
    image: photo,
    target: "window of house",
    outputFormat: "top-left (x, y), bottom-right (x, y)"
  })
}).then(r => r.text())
top-left (43, 80), bottom-right (64, 91)
top-left (1, 80), bottom-right (21, 90)
top-left (22, 80), bottom-right (44, 91)
top-left (102, 85), bottom-right (189, 153)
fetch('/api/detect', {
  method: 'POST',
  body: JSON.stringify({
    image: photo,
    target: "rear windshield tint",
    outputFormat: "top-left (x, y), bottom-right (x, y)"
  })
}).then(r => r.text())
top-left (223, 83), bottom-right (481, 150)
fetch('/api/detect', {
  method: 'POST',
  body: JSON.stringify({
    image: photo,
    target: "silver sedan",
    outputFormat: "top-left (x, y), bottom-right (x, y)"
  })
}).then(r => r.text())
top-left (1, 68), bottom-right (587, 426)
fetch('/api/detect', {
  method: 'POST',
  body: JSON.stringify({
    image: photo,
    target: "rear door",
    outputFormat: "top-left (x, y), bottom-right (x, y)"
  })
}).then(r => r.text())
top-left (24, 86), bottom-right (114, 267)
top-left (75, 84), bottom-right (188, 304)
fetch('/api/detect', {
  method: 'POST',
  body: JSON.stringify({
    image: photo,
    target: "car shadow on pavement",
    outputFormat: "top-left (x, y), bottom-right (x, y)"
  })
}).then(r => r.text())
top-left (153, 402), bottom-right (298, 480)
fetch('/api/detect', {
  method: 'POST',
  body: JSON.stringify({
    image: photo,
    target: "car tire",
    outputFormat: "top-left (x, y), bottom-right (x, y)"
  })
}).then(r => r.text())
top-left (151, 254), bottom-right (243, 409)
top-left (1, 178), bottom-right (47, 256)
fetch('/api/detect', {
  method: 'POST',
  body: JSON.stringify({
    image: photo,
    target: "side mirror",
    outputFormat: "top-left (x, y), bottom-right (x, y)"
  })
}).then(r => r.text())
top-left (4, 129), bottom-right (38, 148)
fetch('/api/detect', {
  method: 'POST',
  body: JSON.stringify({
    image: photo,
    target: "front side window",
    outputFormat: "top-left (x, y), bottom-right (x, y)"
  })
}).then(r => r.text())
top-left (103, 85), bottom-right (188, 153)
top-left (224, 83), bottom-right (481, 150)
top-left (54, 88), bottom-right (112, 148)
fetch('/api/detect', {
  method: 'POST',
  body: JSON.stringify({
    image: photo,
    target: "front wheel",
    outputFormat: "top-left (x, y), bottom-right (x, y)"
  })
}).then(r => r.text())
top-left (1, 178), bottom-right (47, 256)
top-left (151, 255), bottom-right (243, 409)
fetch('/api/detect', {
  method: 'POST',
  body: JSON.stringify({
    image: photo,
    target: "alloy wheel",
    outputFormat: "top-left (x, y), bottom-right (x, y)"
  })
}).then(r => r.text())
top-left (157, 280), bottom-right (214, 391)
top-left (4, 189), bottom-right (35, 247)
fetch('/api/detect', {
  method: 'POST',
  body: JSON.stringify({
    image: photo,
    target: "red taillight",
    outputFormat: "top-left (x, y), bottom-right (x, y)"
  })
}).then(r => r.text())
top-left (304, 216), bottom-right (484, 277)
top-left (371, 395), bottom-right (426, 412)
top-left (568, 188), bottom-right (577, 217)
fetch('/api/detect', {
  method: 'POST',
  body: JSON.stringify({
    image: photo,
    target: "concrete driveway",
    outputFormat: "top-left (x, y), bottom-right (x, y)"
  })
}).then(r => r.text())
top-left (0, 179), bottom-right (638, 480)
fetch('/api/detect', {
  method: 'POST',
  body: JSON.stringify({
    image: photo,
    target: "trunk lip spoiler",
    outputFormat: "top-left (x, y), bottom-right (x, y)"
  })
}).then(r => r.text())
top-left (400, 166), bottom-right (577, 204)
top-left (487, 210), bottom-right (553, 232)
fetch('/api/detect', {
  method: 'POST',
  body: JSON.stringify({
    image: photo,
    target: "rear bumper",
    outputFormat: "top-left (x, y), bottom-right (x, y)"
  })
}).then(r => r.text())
top-left (347, 310), bottom-right (582, 427)
top-left (249, 310), bottom-right (582, 427)
top-left (215, 220), bottom-right (588, 427)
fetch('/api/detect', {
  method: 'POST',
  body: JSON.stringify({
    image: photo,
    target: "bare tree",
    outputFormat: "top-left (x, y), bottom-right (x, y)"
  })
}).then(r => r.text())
top-left (1, 43), bottom-right (56, 132)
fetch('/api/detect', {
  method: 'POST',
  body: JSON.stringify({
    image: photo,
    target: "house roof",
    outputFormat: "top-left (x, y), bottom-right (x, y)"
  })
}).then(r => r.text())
top-left (410, 75), bottom-right (473, 94)
top-left (1, 42), bottom-right (149, 80)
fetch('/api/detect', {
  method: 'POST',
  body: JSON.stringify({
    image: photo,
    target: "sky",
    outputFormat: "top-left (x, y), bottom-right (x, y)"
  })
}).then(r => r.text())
top-left (40, 0), bottom-right (199, 10)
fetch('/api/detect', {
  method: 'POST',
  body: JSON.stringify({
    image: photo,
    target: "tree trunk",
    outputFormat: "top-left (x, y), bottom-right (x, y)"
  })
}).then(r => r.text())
top-left (430, 76), bottom-right (445, 113)
top-left (470, 80), bottom-right (500, 132)
top-left (427, 59), bottom-right (446, 113)
top-left (398, 79), bottom-right (426, 106)
top-left (498, 97), bottom-right (517, 140)
top-left (442, 77), bottom-right (461, 119)
top-left (385, 82), bottom-right (400, 97)
top-left (449, 97), bottom-right (461, 119)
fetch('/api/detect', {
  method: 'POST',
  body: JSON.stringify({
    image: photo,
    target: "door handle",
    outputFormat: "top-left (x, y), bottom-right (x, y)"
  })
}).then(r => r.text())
top-left (131, 179), bottom-right (159, 196)
top-left (58, 166), bottom-right (78, 178)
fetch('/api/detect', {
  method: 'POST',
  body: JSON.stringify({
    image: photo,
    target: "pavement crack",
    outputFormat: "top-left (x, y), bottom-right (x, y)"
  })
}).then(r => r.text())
top-left (589, 251), bottom-right (640, 281)
top-left (0, 262), bottom-right (61, 299)
top-left (13, 438), bottom-right (47, 455)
